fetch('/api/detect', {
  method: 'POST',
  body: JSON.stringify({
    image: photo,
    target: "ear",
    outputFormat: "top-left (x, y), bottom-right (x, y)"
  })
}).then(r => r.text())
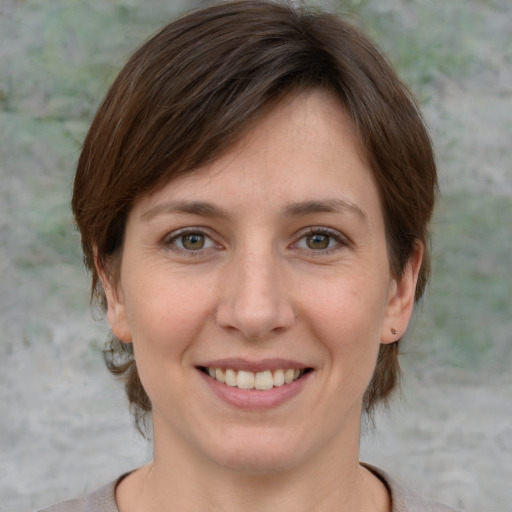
top-left (94, 248), bottom-right (132, 343)
top-left (380, 242), bottom-right (424, 344)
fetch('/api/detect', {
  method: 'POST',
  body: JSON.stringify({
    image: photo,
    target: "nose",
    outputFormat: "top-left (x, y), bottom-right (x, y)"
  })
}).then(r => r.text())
top-left (215, 246), bottom-right (295, 340)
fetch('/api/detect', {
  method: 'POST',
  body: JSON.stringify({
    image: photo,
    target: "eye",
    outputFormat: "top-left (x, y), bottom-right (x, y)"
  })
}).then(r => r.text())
top-left (179, 233), bottom-right (208, 250)
top-left (304, 233), bottom-right (332, 250)
top-left (164, 229), bottom-right (217, 253)
top-left (293, 228), bottom-right (347, 253)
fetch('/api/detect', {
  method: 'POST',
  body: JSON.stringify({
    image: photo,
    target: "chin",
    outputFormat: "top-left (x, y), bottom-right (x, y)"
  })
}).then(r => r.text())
top-left (205, 428), bottom-right (307, 475)
top-left (212, 451), bottom-right (300, 475)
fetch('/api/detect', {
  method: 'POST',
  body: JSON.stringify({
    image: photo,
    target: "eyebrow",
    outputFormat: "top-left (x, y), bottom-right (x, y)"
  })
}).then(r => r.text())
top-left (140, 200), bottom-right (229, 222)
top-left (140, 198), bottom-right (366, 223)
top-left (284, 199), bottom-right (367, 220)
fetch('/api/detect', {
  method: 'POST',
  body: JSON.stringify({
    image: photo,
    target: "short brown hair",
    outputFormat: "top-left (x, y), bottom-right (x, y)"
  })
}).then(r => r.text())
top-left (72, 0), bottom-right (437, 432)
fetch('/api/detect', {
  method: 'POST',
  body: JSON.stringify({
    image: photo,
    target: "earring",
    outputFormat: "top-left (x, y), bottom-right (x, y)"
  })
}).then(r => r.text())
top-left (391, 328), bottom-right (398, 335)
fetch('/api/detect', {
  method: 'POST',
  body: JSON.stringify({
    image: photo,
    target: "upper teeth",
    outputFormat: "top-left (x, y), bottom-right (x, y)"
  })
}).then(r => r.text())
top-left (207, 368), bottom-right (303, 390)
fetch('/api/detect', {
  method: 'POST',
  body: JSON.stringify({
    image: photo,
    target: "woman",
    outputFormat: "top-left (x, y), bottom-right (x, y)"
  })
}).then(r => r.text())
top-left (40, 1), bottom-right (461, 511)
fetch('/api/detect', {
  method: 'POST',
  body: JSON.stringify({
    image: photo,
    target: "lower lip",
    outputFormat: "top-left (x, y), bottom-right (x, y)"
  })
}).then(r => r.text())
top-left (198, 370), bottom-right (312, 410)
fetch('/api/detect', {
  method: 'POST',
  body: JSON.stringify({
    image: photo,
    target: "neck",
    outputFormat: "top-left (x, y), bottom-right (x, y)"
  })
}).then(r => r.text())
top-left (116, 413), bottom-right (389, 512)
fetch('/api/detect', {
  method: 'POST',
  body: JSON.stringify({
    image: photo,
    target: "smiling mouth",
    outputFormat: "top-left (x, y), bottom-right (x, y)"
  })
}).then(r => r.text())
top-left (199, 367), bottom-right (312, 391)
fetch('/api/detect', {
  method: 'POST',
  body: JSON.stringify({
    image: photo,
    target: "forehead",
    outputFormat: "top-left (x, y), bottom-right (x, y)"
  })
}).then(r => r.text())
top-left (222, 89), bottom-right (364, 176)
top-left (132, 88), bottom-right (381, 224)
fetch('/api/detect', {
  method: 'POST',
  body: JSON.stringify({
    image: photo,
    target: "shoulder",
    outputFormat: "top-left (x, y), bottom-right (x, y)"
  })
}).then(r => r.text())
top-left (36, 466), bottom-right (463, 512)
top-left (363, 463), bottom-right (464, 512)
top-left (36, 479), bottom-right (119, 512)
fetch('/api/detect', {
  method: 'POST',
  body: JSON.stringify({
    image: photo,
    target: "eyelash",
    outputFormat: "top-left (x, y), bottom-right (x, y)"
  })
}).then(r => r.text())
top-left (162, 226), bottom-right (349, 257)
top-left (292, 227), bottom-right (350, 255)
top-left (162, 227), bottom-right (220, 257)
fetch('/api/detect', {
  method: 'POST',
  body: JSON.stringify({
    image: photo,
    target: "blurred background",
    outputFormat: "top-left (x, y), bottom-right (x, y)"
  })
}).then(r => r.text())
top-left (0, 0), bottom-right (510, 510)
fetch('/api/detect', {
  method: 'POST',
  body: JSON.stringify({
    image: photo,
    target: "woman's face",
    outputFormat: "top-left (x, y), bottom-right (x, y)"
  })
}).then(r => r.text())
top-left (104, 89), bottom-right (419, 474)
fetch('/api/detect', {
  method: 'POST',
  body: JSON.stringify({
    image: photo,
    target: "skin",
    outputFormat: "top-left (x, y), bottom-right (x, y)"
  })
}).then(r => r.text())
top-left (100, 89), bottom-right (422, 512)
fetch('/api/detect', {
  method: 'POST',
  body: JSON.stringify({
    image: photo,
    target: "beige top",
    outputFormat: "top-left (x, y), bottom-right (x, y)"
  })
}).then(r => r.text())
top-left (37, 465), bottom-right (462, 512)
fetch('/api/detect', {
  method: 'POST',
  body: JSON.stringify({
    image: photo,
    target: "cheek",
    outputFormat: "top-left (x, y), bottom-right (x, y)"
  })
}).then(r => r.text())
top-left (123, 271), bottom-right (215, 358)
top-left (301, 275), bottom-right (388, 371)
top-left (124, 277), bottom-right (211, 405)
top-left (304, 274), bottom-right (388, 334)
